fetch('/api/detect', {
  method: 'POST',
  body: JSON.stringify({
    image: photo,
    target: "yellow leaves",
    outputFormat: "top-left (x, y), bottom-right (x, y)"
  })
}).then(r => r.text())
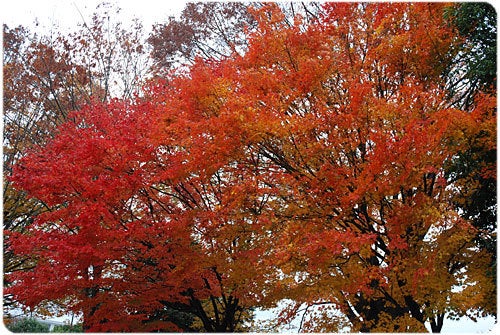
top-left (370, 312), bottom-right (428, 332)
top-left (358, 244), bottom-right (373, 260)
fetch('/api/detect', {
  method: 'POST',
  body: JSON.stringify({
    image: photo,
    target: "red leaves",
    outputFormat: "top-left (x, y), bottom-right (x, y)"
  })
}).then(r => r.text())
top-left (6, 2), bottom-right (495, 332)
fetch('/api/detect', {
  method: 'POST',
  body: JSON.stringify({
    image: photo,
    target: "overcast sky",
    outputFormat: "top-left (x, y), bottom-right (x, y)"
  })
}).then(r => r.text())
top-left (1, 0), bottom-right (186, 32)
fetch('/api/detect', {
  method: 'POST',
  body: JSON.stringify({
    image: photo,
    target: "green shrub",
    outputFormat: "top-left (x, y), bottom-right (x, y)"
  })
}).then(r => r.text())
top-left (52, 324), bottom-right (83, 333)
top-left (5, 318), bottom-right (50, 333)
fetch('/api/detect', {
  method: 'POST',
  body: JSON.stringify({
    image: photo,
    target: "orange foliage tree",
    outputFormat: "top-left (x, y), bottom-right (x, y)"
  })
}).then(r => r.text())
top-left (7, 2), bottom-right (495, 332)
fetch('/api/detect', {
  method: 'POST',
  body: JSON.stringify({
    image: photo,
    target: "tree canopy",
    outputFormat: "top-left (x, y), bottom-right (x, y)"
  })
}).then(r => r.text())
top-left (4, 2), bottom-right (496, 332)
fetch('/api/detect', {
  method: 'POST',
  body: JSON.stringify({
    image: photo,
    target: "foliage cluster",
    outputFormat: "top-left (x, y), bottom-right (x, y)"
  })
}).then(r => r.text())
top-left (3, 2), bottom-right (496, 332)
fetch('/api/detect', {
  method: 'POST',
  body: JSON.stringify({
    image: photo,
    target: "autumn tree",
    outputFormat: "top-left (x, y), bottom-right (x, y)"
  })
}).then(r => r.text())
top-left (153, 3), bottom-right (496, 331)
top-left (3, 25), bottom-right (46, 280)
top-left (147, 1), bottom-right (323, 73)
top-left (148, 1), bottom-right (256, 72)
top-left (228, 3), bottom-right (496, 331)
top-left (3, 24), bottom-right (81, 310)
top-left (6, 92), bottom-right (264, 331)
top-left (6, 2), bottom-right (496, 333)
top-left (233, 3), bottom-right (495, 331)
top-left (3, 1), bottom-right (150, 315)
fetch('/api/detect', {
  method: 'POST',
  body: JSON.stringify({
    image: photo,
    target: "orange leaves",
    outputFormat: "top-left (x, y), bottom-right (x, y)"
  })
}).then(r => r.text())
top-left (6, 2), bottom-right (496, 332)
top-left (369, 2), bottom-right (456, 83)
